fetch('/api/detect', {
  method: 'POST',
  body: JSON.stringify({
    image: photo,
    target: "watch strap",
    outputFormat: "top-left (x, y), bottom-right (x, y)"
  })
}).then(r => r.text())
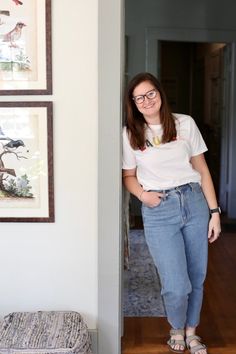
top-left (210, 207), bottom-right (221, 214)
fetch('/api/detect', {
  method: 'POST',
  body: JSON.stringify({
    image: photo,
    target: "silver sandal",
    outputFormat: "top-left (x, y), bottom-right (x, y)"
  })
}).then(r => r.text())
top-left (167, 328), bottom-right (186, 353)
top-left (186, 335), bottom-right (207, 354)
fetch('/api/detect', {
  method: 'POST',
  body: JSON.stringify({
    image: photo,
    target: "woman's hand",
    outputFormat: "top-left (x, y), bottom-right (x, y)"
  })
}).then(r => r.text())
top-left (208, 213), bottom-right (221, 243)
top-left (141, 191), bottom-right (164, 208)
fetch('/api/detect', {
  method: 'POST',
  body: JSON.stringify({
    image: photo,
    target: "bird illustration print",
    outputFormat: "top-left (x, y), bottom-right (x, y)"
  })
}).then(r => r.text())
top-left (2, 21), bottom-right (26, 47)
top-left (0, 125), bottom-right (32, 199)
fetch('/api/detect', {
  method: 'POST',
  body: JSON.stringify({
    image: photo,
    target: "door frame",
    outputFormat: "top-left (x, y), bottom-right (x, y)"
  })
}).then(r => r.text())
top-left (145, 27), bottom-right (236, 217)
top-left (98, 0), bottom-right (124, 353)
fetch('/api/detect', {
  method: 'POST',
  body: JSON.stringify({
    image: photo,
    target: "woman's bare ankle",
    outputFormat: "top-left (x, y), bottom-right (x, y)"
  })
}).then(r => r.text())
top-left (185, 325), bottom-right (196, 337)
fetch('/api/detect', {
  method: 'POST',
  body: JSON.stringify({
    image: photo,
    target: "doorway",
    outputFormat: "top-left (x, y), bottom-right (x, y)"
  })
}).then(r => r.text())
top-left (122, 38), bottom-right (236, 354)
top-left (160, 41), bottom-right (226, 198)
top-left (126, 40), bottom-right (229, 234)
top-left (122, 39), bottom-right (226, 313)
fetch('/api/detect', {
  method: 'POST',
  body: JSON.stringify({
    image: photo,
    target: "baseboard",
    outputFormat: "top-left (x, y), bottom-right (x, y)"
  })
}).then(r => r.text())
top-left (89, 329), bottom-right (98, 354)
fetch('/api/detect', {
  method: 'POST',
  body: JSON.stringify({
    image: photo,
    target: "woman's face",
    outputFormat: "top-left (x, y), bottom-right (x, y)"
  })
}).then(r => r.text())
top-left (132, 80), bottom-right (162, 123)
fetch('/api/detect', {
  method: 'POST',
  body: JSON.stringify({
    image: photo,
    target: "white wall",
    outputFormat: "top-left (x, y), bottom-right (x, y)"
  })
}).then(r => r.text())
top-left (0, 0), bottom-right (98, 329)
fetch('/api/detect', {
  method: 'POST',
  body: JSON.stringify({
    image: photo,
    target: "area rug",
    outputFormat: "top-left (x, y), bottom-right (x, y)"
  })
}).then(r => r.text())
top-left (123, 229), bottom-right (166, 317)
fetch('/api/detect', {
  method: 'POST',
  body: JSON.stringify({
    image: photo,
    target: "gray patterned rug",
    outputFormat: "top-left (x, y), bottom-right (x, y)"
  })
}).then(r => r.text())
top-left (123, 229), bottom-right (166, 317)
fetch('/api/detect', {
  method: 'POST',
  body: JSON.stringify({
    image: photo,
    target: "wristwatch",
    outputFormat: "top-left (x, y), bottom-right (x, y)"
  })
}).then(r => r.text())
top-left (210, 207), bottom-right (221, 214)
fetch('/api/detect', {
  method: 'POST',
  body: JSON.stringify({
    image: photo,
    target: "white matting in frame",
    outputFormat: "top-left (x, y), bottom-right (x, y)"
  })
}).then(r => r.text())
top-left (0, 101), bottom-right (54, 222)
top-left (0, 0), bottom-right (52, 95)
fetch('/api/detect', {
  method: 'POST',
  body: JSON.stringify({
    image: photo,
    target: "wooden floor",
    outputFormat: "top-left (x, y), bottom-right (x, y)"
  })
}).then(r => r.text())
top-left (122, 231), bottom-right (236, 354)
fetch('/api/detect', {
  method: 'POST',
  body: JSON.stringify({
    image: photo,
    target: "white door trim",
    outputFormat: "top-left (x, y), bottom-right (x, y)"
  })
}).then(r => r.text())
top-left (98, 0), bottom-right (124, 353)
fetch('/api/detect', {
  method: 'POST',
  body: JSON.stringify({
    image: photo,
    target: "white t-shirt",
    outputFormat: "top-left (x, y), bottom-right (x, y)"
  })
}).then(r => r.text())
top-left (122, 114), bottom-right (207, 190)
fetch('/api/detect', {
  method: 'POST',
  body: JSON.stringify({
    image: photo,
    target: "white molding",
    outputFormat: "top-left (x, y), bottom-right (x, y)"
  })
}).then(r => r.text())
top-left (89, 329), bottom-right (98, 354)
top-left (98, 0), bottom-right (124, 353)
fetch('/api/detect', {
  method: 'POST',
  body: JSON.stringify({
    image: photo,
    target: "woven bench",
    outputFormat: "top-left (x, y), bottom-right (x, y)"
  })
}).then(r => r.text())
top-left (0, 311), bottom-right (92, 354)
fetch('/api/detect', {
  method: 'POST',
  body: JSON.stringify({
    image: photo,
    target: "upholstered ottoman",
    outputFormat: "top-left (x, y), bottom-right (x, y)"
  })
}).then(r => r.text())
top-left (0, 311), bottom-right (92, 354)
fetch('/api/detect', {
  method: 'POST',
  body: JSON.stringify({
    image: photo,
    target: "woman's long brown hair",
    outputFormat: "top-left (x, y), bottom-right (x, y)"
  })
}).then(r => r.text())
top-left (124, 72), bottom-right (177, 149)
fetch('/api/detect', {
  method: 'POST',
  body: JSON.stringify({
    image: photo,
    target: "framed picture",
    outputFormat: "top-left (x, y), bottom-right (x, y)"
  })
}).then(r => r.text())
top-left (0, 0), bottom-right (52, 95)
top-left (0, 101), bottom-right (54, 222)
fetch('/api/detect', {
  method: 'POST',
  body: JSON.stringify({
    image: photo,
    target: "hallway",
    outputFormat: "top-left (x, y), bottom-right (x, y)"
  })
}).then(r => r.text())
top-left (122, 229), bottom-right (236, 354)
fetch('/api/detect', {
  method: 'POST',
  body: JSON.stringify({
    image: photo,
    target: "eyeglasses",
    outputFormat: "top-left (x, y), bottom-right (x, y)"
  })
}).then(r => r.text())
top-left (132, 89), bottom-right (158, 104)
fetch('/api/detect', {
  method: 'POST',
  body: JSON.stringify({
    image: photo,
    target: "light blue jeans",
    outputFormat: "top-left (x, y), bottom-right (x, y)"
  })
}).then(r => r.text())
top-left (141, 183), bottom-right (209, 329)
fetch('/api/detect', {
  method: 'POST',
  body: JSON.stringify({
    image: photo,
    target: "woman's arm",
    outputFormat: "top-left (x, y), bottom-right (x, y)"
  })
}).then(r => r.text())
top-left (191, 153), bottom-right (221, 243)
top-left (122, 168), bottom-right (164, 207)
top-left (122, 168), bottom-right (143, 199)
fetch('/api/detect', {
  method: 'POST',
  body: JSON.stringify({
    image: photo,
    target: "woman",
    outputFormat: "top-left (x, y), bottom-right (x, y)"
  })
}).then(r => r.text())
top-left (122, 72), bottom-right (221, 354)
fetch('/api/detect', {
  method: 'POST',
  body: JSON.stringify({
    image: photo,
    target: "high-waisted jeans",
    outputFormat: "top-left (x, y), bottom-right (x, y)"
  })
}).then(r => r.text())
top-left (141, 182), bottom-right (209, 329)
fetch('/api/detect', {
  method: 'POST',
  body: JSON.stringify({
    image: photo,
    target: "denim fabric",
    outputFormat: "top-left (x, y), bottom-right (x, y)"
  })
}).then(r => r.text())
top-left (141, 183), bottom-right (209, 329)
